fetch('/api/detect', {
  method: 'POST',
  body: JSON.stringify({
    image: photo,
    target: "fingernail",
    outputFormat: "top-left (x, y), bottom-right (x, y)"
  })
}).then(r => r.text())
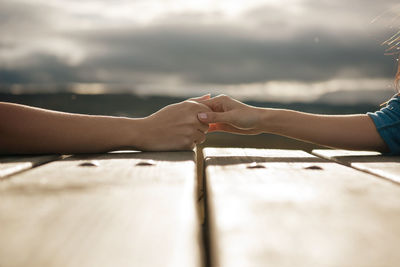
top-left (198, 113), bottom-right (207, 119)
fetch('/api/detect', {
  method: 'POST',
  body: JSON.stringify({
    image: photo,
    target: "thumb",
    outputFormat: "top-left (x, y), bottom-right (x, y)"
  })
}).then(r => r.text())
top-left (198, 111), bottom-right (230, 124)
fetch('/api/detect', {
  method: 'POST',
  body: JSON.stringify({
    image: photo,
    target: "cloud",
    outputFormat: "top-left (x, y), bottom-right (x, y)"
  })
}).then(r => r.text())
top-left (0, 0), bottom-right (399, 95)
top-left (37, 23), bottom-right (397, 84)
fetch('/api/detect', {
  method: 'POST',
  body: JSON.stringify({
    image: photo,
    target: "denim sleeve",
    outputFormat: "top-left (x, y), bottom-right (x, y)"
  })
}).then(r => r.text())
top-left (367, 95), bottom-right (400, 155)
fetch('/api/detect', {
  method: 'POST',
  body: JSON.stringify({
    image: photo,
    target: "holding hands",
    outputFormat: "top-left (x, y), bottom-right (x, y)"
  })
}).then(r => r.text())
top-left (0, 93), bottom-right (388, 154)
top-left (197, 95), bottom-right (264, 135)
top-left (139, 95), bottom-right (211, 151)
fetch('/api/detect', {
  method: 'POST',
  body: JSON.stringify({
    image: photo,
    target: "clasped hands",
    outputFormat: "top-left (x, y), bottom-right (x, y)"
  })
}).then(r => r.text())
top-left (141, 94), bottom-right (261, 151)
top-left (1, 92), bottom-right (387, 154)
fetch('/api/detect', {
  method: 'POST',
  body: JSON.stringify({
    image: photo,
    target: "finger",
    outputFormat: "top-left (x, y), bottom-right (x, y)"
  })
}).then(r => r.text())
top-left (188, 94), bottom-right (211, 102)
top-left (195, 134), bottom-right (206, 145)
top-left (198, 98), bottom-right (225, 112)
top-left (193, 113), bottom-right (210, 133)
top-left (197, 111), bottom-right (231, 124)
top-left (208, 123), bottom-right (218, 132)
top-left (193, 131), bottom-right (206, 144)
top-left (197, 123), bottom-right (209, 133)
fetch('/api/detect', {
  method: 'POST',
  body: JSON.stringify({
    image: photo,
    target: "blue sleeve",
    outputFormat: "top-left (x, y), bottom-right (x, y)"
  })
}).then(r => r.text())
top-left (367, 95), bottom-right (400, 155)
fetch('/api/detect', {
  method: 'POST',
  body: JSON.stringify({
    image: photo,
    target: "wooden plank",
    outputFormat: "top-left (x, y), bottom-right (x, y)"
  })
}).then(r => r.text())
top-left (313, 149), bottom-right (400, 184)
top-left (0, 155), bottom-right (61, 179)
top-left (204, 147), bottom-right (400, 267)
top-left (0, 151), bottom-right (202, 267)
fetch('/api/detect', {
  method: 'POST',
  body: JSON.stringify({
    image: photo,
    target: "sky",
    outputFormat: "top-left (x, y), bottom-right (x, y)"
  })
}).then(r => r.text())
top-left (1, 0), bottom-right (400, 102)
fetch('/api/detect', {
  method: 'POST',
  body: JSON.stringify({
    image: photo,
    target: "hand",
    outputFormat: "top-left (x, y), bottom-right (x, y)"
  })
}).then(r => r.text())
top-left (196, 95), bottom-right (263, 135)
top-left (139, 95), bottom-right (211, 151)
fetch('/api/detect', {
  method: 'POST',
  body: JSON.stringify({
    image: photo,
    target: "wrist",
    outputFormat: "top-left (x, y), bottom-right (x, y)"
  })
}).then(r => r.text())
top-left (257, 108), bottom-right (282, 133)
top-left (117, 117), bottom-right (149, 150)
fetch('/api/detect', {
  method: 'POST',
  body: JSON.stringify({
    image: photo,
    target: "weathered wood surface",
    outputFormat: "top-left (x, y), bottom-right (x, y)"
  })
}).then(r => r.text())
top-left (0, 151), bottom-right (201, 267)
top-left (0, 155), bottom-right (60, 179)
top-left (204, 147), bottom-right (400, 267)
top-left (313, 149), bottom-right (400, 184)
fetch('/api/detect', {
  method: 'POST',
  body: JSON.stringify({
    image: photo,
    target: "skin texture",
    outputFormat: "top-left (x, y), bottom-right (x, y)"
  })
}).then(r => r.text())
top-left (0, 95), bottom-right (211, 154)
top-left (197, 95), bottom-right (389, 153)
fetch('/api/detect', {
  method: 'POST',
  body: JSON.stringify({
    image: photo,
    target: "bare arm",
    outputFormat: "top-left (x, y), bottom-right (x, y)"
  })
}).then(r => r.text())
top-left (263, 109), bottom-right (388, 152)
top-left (197, 95), bottom-right (388, 153)
top-left (0, 99), bottom-right (210, 154)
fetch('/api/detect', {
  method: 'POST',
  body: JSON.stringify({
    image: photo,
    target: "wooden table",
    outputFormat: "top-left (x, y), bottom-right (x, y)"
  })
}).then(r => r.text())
top-left (1, 148), bottom-right (400, 267)
top-left (0, 151), bottom-right (201, 267)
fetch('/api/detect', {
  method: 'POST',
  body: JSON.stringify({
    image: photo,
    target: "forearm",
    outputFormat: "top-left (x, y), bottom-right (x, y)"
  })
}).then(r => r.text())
top-left (261, 108), bottom-right (389, 152)
top-left (0, 102), bottom-right (143, 154)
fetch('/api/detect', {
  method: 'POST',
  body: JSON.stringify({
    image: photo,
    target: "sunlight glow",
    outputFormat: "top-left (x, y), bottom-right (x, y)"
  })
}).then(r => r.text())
top-left (12, 0), bottom-right (302, 25)
top-left (132, 78), bottom-right (395, 104)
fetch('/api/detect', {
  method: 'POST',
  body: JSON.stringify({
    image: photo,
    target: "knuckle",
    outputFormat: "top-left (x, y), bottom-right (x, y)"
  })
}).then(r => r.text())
top-left (184, 101), bottom-right (201, 112)
top-left (182, 101), bottom-right (192, 109)
top-left (218, 94), bottom-right (229, 100)
top-left (191, 118), bottom-right (201, 126)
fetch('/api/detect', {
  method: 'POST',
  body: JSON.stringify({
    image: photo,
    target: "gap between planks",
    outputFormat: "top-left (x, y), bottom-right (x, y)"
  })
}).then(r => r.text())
top-left (0, 154), bottom-right (62, 179)
top-left (312, 149), bottom-right (400, 185)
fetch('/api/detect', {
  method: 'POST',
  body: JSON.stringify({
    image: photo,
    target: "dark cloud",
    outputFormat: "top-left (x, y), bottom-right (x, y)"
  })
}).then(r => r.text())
top-left (0, 0), bottom-right (398, 90)
top-left (0, 53), bottom-right (82, 83)
top-left (68, 24), bottom-right (397, 83)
